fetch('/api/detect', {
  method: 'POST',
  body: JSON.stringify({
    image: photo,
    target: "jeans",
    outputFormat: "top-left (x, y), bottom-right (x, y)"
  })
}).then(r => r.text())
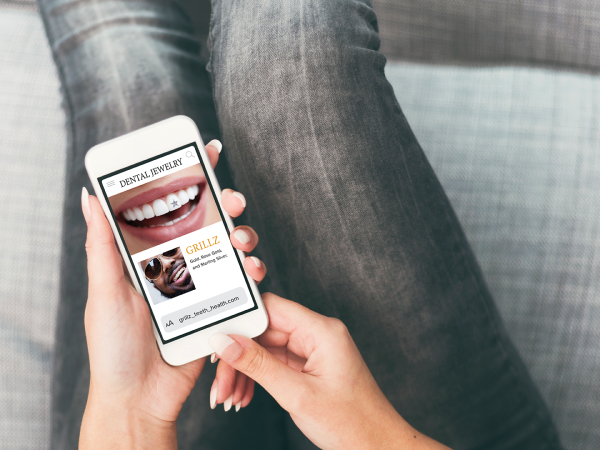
top-left (38, 0), bottom-right (563, 448)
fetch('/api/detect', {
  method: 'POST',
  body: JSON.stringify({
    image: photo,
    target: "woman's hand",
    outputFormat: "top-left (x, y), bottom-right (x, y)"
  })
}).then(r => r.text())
top-left (209, 294), bottom-right (450, 450)
top-left (79, 140), bottom-right (265, 449)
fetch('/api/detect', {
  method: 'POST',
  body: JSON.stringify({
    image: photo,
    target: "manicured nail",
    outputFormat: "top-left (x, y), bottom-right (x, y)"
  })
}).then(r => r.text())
top-left (233, 228), bottom-right (251, 245)
top-left (232, 191), bottom-right (246, 207)
top-left (207, 139), bottom-right (222, 153)
top-left (235, 401), bottom-right (241, 412)
top-left (81, 187), bottom-right (92, 224)
top-left (209, 333), bottom-right (243, 362)
top-left (210, 352), bottom-right (217, 363)
top-left (250, 256), bottom-right (261, 268)
top-left (224, 394), bottom-right (233, 412)
top-left (210, 383), bottom-right (218, 410)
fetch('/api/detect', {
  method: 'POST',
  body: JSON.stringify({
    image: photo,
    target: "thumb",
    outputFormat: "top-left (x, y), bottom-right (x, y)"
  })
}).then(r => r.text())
top-left (82, 187), bottom-right (126, 296)
top-left (209, 333), bottom-right (306, 410)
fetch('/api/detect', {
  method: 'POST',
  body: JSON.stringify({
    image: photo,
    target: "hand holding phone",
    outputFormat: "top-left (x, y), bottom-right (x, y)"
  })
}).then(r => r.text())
top-left (209, 295), bottom-right (450, 450)
top-left (79, 142), bottom-right (266, 448)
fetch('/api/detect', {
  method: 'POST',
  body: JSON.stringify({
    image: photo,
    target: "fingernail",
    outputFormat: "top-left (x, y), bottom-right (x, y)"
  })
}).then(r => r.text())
top-left (81, 187), bottom-right (92, 224)
top-left (207, 139), bottom-right (222, 153)
top-left (210, 383), bottom-right (218, 410)
top-left (235, 401), bottom-right (241, 412)
top-left (210, 352), bottom-right (217, 363)
top-left (233, 229), bottom-right (251, 245)
top-left (224, 394), bottom-right (233, 412)
top-left (250, 256), bottom-right (261, 268)
top-left (232, 191), bottom-right (246, 207)
top-left (209, 333), bottom-right (243, 362)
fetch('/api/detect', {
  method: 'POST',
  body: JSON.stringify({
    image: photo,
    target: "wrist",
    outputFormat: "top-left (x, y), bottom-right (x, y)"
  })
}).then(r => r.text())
top-left (80, 391), bottom-right (177, 450)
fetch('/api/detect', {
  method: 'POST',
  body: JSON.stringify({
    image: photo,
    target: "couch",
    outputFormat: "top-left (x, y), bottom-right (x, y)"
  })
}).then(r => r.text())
top-left (0, 0), bottom-right (598, 448)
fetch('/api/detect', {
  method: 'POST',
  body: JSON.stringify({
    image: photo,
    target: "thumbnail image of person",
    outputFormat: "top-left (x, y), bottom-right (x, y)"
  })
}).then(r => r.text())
top-left (141, 247), bottom-right (195, 299)
top-left (108, 165), bottom-right (221, 254)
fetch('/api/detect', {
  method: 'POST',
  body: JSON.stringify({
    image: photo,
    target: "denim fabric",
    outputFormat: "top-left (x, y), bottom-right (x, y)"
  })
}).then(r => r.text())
top-left (38, 0), bottom-right (563, 449)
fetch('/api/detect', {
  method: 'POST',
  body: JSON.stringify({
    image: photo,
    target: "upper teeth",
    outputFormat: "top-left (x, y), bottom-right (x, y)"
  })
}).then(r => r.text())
top-left (174, 266), bottom-right (185, 281)
top-left (122, 185), bottom-right (199, 222)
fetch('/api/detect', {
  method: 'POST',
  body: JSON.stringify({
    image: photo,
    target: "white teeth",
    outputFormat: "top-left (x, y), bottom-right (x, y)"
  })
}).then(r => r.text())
top-left (166, 193), bottom-right (181, 212)
top-left (164, 220), bottom-right (174, 226)
top-left (177, 190), bottom-right (189, 206)
top-left (152, 199), bottom-right (169, 216)
top-left (186, 186), bottom-right (196, 201)
top-left (142, 204), bottom-right (155, 219)
top-left (173, 266), bottom-right (185, 281)
top-left (133, 207), bottom-right (145, 221)
top-left (121, 186), bottom-right (199, 224)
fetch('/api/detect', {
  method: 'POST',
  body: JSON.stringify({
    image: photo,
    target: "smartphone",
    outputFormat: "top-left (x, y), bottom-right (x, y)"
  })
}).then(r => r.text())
top-left (85, 116), bottom-right (268, 366)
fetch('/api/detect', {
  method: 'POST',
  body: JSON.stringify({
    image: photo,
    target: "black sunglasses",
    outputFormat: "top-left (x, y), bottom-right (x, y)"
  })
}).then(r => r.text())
top-left (144, 248), bottom-right (180, 281)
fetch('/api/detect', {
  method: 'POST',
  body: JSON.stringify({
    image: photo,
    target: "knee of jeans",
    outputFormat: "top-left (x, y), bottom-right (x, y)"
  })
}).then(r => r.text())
top-left (52, 4), bottom-right (206, 134)
top-left (210, 0), bottom-right (383, 116)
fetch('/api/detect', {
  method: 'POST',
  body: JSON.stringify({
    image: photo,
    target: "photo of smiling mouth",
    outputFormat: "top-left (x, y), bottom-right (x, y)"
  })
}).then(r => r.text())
top-left (168, 260), bottom-right (191, 289)
top-left (120, 183), bottom-right (202, 229)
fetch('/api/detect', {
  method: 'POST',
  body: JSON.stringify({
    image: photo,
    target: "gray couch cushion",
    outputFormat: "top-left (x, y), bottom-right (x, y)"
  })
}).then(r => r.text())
top-left (0, 5), bottom-right (66, 448)
top-left (375, 0), bottom-right (600, 72)
top-left (387, 61), bottom-right (600, 449)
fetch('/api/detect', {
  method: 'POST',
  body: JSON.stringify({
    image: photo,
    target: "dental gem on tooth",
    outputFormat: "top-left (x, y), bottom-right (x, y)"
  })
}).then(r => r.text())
top-left (142, 204), bottom-right (155, 219)
top-left (167, 193), bottom-right (181, 212)
top-left (152, 199), bottom-right (169, 216)
top-left (121, 184), bottom-right (200, 222)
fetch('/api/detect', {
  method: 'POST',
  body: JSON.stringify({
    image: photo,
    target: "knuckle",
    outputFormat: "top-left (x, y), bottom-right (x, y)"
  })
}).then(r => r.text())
top-left (327, 317), bottom-right (349, 336)
top-left (243, 347), bottom-right (270, 379)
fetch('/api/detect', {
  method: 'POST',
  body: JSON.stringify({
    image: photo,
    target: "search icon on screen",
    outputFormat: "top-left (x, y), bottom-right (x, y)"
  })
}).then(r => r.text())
top-left (185, 150), bottom-right (193, 158)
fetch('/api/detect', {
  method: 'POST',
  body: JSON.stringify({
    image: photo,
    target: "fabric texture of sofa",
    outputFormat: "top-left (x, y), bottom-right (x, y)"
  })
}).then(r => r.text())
top-left (0, 0), bottom-right (598, 448)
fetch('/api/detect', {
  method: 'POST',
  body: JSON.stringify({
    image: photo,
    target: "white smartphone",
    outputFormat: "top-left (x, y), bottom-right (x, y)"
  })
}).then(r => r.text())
top-left (85, 115), bottom-right (268, 366)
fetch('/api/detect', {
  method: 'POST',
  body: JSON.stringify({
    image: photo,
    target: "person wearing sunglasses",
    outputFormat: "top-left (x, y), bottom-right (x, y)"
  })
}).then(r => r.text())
top-left (141, 248), bottom-right (195, 299)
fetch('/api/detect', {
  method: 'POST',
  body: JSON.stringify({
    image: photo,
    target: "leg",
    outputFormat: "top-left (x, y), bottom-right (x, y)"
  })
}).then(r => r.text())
top-left (208, 0), bottom-right (562, 448)
top-left (37, 0), bottom-right (285, 448)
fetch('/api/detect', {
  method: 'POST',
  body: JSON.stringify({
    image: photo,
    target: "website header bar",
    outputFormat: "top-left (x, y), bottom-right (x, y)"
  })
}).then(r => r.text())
top-left (102, 146), bottom-right (199, 197)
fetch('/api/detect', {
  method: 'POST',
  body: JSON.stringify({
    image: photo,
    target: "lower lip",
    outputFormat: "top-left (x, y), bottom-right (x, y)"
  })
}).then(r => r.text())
top-left (172, 266), bottom-right (190, 286)
top-left (118, 184), bottom-right (209, 248)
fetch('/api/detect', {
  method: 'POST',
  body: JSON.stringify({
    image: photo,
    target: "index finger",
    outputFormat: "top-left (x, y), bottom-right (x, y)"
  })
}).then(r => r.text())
top-left (205, 139), bottom-right (222, 169)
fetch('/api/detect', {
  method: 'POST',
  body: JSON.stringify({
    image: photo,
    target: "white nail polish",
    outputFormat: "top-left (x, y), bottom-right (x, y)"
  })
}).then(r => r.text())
top-left (209, 333), bottom-right (236, 355)
top-left (152, 199), bottom-right (169, 216)
top-left (250, 256), bottom-right (261, 268)
top-left (232, 191), bottom-right (246, 207)
top-left (210, 385), bottom-right (217, 410)
top-left (208, 139), bottom-right (222, 153)
top-left (224, 394), bottom-right (233, 412)
top-left (233, 229), bottom-right (250, 244)
top-left (235, 401), bottom-right (241, 412)
top-left (211, 352), bottom-right (216, 363)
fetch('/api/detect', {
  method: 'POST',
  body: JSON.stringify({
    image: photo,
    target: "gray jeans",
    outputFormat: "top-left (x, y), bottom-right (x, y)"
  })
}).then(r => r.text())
top-left (38, 0), bottom-right (562, 449)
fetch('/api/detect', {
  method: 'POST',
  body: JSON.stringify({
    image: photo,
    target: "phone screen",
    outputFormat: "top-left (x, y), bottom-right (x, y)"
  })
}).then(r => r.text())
top-left (98, 142), bottom-right (257, 344)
